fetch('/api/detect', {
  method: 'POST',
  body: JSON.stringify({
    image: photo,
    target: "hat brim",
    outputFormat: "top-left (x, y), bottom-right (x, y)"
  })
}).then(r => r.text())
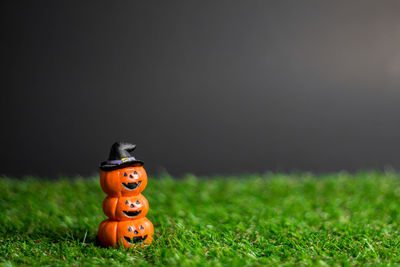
top-left (99, 159), bottom-right (144, 171)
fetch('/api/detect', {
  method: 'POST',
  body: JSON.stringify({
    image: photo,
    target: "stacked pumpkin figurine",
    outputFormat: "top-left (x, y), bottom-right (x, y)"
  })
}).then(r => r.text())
top-left (98, 142), bottom-right (154, 248)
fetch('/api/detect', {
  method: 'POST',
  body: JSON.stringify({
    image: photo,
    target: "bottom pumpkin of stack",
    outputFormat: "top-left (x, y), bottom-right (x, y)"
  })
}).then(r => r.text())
top-left (98, 217), bottom-right (154, 248)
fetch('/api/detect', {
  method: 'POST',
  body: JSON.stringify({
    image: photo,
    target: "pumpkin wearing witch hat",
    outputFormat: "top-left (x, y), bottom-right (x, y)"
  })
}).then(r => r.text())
top-left (98, 142), bottom-right (154, 248)
top-left (100, 142), bottom-right (148, 197)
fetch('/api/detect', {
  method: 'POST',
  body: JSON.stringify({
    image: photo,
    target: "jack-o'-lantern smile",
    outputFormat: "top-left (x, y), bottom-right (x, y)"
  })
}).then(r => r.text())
top-left (124, 235), bottom-right (148, 244)
top-left (122, 181), bottom-right (142, 190)
top-left (100, 165), bottom-right (147, 196)
top-left (122, 210), bottom-right (142, 217)
top-left (102, 195), bottom-right (148, 221)
top-left (98, 217), bottom-right (153, 248)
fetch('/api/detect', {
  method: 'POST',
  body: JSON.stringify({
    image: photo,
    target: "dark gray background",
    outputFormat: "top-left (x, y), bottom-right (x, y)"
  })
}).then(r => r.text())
top-left (1, 1), bottom-right (400, 177)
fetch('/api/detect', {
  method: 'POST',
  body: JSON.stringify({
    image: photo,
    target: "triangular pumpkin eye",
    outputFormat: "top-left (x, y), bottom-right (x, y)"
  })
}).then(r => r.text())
top-left (136, 200), bottom-right (140, 205)
top-left (140, 225), bottom-right (144, 230)
top-left (123, 172), bottom-right (127, 177)
top-left (125, 200), bottom-right (128, 205)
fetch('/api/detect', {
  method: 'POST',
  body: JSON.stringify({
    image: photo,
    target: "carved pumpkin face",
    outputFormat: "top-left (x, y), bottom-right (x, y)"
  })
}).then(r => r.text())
top-left (103, 194), bottom-right (149, 221)
top-left (100, 165), bottom-right (147, 196)
top-left (98, 218), bottom-right (154, 248)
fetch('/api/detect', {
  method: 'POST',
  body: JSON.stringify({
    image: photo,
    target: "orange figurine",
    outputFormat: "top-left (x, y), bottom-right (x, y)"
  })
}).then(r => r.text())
top-left (100, 166), bottom-right (148, 197)
top-left (98, 218), bottom-right (154, 248)
top-left (103, 194), bottom-right (149, 221)
top-left (98, 142), bottom-right (153, 248)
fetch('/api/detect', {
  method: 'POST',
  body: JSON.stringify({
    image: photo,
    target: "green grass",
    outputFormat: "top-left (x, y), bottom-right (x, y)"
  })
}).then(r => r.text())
top-left (2, 172), bottom-right (400, 266)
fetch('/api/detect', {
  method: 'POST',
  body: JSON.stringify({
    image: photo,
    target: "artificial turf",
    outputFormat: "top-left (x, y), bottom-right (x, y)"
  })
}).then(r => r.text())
top-left (1, 172), bottom-right (400, 266)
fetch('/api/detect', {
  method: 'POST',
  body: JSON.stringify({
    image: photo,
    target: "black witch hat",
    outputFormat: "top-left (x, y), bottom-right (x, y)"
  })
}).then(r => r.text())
top-left (99, 142), bottom-right (144, 171)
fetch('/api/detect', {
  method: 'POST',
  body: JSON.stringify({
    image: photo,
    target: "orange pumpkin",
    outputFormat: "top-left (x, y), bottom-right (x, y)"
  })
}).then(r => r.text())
top-left (103, 194), bottom-right (149, 221)
top-left (98, 217), bottom-right (154, 248)
top-left (100, 165), bottom-right (147, 196)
